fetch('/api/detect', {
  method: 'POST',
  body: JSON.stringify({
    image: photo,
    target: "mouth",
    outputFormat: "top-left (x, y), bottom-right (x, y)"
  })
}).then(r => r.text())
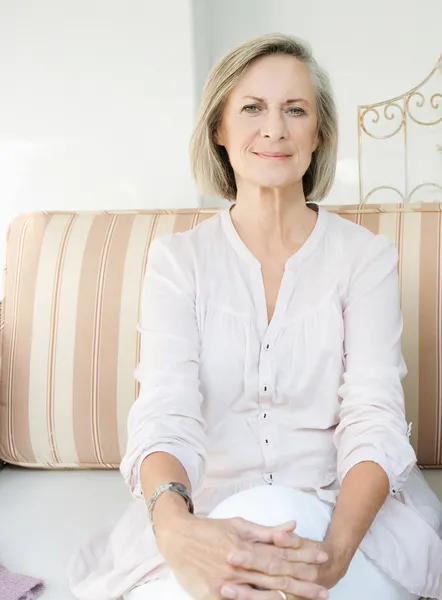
top-left (252, 152), bottom-right (292, 160)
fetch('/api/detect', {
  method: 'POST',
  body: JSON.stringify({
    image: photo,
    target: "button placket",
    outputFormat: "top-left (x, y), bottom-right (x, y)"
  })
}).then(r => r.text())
top-left (260, 425), bottom-right (272, 449)
top-left (259, 346), bottom-right (272, 399)
top-left (258, 407), bottom-right (278, 479)
top-left (258, 333), bottom-right (277, 481)
top-left (263, 434), bottom-right (277, 470)
top-left (264, 472), bottom-right (275, 485)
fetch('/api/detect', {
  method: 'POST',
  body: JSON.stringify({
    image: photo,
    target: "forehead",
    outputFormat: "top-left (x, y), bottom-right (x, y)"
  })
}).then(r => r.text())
top-left (229, 54), bottom-right (316, 103)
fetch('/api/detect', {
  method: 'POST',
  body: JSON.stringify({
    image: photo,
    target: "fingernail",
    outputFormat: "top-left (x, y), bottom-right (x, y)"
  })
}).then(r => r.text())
top-left (228, 553), bottom-right (244, 566)
top-left (221, 585), bottom-right (237, 599)
top-left (317, 551), bottom-right (328, 563)
top-left (318, 591), bottom-right (329, 599)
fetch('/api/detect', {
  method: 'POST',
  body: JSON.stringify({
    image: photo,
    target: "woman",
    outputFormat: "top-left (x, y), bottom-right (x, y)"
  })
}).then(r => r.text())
top-left (69, 34), bottom-right (442, 600)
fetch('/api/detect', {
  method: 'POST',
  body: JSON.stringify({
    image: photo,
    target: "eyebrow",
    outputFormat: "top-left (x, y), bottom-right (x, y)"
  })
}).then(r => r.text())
top-left (241, 95), bottom-right (311, 106)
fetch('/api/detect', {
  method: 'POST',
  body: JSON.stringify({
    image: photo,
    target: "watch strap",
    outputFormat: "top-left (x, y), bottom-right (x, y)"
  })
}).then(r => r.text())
top-left (147, 482), bottom-right (194, 531)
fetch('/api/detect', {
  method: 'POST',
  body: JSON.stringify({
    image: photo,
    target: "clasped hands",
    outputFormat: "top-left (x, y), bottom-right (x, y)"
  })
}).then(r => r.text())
top-left (157, 514), bottom-right (351, 600)
top-left (220, 521), bottom-right (347, 600)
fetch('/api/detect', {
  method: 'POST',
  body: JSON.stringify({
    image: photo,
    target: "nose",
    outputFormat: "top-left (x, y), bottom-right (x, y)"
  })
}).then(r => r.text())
top-left (261, 108), bottom-right (288, 140)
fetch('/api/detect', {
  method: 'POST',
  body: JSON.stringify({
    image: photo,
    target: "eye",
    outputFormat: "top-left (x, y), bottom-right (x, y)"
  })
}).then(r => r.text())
top-left (242, 104), bottom-right (261, 113)
top-left (287, 106), bottom-right (306, 116)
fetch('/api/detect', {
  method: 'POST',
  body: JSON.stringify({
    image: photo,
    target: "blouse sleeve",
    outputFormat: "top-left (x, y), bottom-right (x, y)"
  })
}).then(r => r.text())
top-left (334, 234), bottom-right (417, 495)
top-left (120, 235), bottom-right (206, 498)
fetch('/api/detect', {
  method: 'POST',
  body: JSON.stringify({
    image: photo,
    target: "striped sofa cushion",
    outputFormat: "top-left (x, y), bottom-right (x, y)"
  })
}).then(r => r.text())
top-left (0, 204), bottom-right (441, 468)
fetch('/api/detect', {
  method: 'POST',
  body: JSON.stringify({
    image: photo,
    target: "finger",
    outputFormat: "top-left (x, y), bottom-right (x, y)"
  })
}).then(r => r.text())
top-left (274, 536), bottom-right (329, 564)
top-left (278, 547), bottom-right (328, 566)
top-left (221, 585), bottom-right (274, 600)
top-left (234, 561), bottom-right (320, 587)
top-left (234, 518), bottom-right (297, 544)
top-left (272, 530), bottom-right (304, 550)
top-left (220, 585), bottom-right (290, 600)
top-left (277, 520), bottom-right (297, 532)
top-left (228, 545), bottom-right (327, 575)
top-left (221, 581), bottom-right (328, 600)
top-left (272, 531), bottom-right (324, 556)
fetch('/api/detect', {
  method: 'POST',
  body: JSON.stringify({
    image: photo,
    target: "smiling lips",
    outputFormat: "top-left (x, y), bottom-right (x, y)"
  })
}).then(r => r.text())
top-left (253, 152), bottom-right (291, 159)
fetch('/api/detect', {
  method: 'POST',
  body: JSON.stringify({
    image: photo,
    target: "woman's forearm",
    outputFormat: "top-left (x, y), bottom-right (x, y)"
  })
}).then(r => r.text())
top-left (140, 451), bottom-right (193, 535)
top-left (325, 461), bottom-right (389, 565)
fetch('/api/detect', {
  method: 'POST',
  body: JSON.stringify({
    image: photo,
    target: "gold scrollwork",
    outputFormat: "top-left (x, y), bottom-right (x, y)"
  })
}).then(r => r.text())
top-left (408, 183), bottom-right (442, 204)
top-left (406, 91), bottom-right (442, 125)
top-left (363, 186), bottom-right (405, 204)
top-left (362, 184), bottom-right (442, 205)
top-left (358, 53), bottom-right (442, 203)
top-left (360, 103), bottom-right (405, 139)
top-left (431, 93), bottom-right (442, 110)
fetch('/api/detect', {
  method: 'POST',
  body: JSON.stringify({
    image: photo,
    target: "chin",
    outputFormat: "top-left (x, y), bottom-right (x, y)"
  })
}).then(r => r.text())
top-left (248, 166), bottom-right (299, 190)
top-left (254, 176), bottom-right (295, 190)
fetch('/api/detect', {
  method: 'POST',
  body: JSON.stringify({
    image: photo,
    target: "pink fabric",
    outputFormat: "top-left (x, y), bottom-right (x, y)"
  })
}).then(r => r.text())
top-left (0, 564), bottom-right (44, 600)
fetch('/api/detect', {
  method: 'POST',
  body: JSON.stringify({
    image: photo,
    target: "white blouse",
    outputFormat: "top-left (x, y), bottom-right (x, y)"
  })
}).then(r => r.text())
top-left (69, 206), bottom-right (442, 600)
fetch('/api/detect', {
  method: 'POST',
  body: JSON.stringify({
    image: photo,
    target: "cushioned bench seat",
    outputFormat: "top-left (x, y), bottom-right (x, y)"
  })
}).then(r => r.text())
top-left (2, 205), bottom-right (442, 600)
top-left (0, 467), bottom-right (130, 600)
top-left (0, 466), bottom-right (440, 600)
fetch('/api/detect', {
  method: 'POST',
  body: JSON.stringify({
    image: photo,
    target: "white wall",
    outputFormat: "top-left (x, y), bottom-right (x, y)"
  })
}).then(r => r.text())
top-left (202, 0), bottom-right (442, 206)
top-left (0, 0), bottom-right (199, 273)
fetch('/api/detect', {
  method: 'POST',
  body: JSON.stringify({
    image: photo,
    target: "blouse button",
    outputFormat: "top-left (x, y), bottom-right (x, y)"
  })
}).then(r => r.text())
top-left (260, 412), bottom-right (268, 420)
top-left (264, 472), bottom-right (274, 485)
top-left (263, 385), bottom-right (269, 393)
top-left (265, 343), bottom-right (270, 351)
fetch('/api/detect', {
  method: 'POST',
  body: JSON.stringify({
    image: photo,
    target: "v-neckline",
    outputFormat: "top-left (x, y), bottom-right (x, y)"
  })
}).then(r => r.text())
top-left (220, 203), bottom-right (327, 271)
top-left (220, 203), bottom-right (328, 334)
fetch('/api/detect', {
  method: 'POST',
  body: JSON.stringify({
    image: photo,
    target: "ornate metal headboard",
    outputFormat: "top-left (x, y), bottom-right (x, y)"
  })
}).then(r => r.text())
top-left (358, 54), bottom-right (442, 204)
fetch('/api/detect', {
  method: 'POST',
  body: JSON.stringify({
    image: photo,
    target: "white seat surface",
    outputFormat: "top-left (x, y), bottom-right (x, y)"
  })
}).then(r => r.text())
top-left (0, 466), bottom-right (131, 600)
top-left (0, 465), bottom-right (440, 600)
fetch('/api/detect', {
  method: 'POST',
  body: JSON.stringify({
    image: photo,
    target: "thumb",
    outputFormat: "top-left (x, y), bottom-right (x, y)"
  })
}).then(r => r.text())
top-left (234, 518), bottom-right (296, 543)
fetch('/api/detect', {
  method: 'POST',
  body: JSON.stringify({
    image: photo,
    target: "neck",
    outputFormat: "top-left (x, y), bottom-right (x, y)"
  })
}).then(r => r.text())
top-left (230, 183), bottom-right (316, 249)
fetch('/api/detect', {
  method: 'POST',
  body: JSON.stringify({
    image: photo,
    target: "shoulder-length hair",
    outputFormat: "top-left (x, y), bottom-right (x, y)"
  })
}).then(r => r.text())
top-left (190, 33), bottom-right (338, 203)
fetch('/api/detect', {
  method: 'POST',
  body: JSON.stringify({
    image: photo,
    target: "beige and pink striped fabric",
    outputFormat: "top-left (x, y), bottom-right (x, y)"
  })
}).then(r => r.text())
top-left (0, 204), bottom-right (441, 469)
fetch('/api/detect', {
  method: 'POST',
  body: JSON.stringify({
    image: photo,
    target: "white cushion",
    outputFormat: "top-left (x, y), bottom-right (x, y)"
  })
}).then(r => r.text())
top-left (0, 466), bottom-right (130, 600)
top-left (0, 466), bottom-right (440, 600)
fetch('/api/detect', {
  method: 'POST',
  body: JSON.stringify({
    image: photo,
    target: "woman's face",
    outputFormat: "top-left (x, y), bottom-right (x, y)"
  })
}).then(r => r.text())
top-left (216, 54), bottom-right (319, 193)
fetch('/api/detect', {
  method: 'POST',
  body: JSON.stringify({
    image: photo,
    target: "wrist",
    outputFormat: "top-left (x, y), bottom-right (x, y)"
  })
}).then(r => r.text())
top-left (323, 535), bottom-right (355, 575)
top-left (148, 481), bottom-right (193, 532)
top-left (151, 491), bottom-right (194, 541)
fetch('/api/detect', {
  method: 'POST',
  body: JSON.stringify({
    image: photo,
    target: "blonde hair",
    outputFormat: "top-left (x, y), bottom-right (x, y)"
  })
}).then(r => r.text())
top-left (190, 33), bottom-right (338, 202)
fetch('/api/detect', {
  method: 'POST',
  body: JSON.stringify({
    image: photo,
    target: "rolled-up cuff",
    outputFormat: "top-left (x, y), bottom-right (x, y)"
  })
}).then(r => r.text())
top-left (338, 443), bottom-right (416, 495)
top-left (121, 443), bottom-right (203, 499)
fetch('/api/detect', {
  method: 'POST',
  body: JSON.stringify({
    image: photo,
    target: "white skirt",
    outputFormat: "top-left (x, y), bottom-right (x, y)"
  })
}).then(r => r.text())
top-left (124, 485), bottom-right (419, 600)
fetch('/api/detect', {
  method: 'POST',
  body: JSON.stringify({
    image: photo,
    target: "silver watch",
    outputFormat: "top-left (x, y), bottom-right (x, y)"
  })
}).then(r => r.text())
top-left (147, 482), bottom-right (194, 531)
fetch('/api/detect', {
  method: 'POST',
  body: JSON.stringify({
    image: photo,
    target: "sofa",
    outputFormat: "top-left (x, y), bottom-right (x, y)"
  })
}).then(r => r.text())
top-left (0, 204), bottom-right (441, 600)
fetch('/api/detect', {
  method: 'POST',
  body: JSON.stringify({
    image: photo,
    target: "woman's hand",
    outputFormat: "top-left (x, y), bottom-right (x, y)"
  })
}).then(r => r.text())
top-left (272, 532), bottom-right (350, 590)
top-left (222, 528), bottom-right (352, 600)
top-left (156, 514), bottom-right (330, 600)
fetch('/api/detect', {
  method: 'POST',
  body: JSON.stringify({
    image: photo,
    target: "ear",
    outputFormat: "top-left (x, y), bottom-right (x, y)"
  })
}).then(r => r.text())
top-left (213, 128), bottom-right (224, 146)
top-left (313, 130), bottom-right (320, 152)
